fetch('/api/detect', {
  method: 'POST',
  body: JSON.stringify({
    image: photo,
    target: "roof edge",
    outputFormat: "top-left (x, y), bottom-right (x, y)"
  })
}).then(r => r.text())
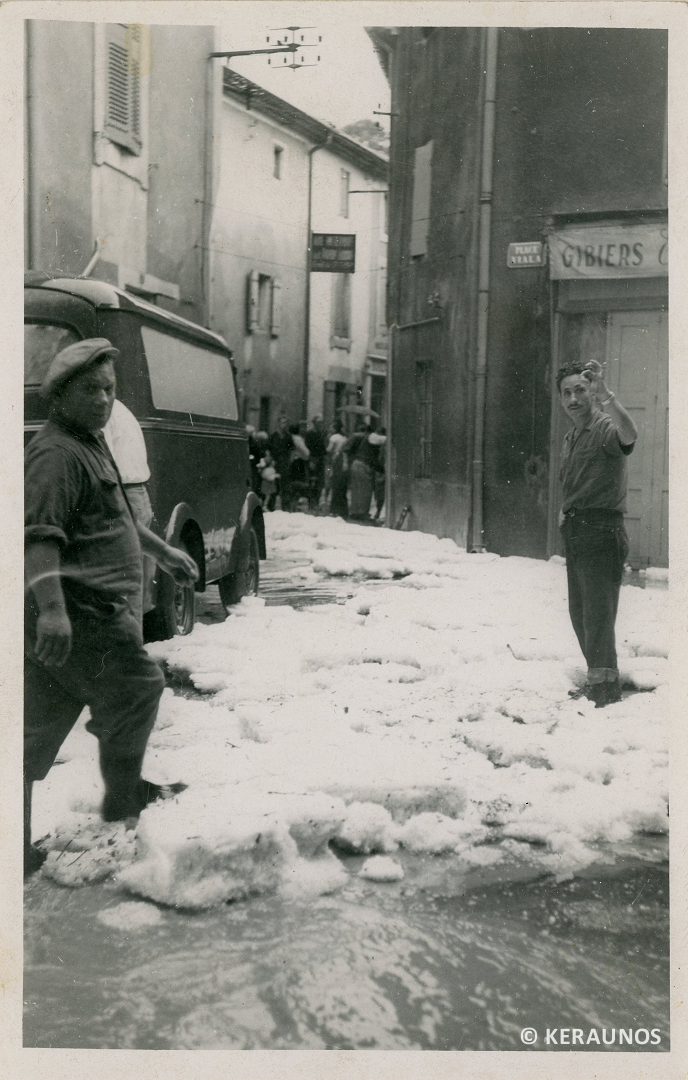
top-left (365, 28), bottom-right (398, 81)
top-left (222, 69), bottom-right (388, 181)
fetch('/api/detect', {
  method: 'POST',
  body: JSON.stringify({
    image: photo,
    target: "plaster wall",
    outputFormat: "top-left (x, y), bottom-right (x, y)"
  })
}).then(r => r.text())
top-left (210, 97), bottom-right (310, 425)
top-left (26, 20), bottom-right (94, 274)
top-left (146, 25), bottom-right (218, 324)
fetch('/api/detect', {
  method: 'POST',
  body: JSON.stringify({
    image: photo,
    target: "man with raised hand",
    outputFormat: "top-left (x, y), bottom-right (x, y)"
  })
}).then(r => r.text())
top-left (558, 358), bottom-right (638, 708)
top-left (24, 338), bottom-right (198, 875)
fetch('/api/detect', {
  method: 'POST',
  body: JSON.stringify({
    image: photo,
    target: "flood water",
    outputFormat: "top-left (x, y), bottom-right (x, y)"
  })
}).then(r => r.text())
top-left (24, 855), bottom-right (668, 1050)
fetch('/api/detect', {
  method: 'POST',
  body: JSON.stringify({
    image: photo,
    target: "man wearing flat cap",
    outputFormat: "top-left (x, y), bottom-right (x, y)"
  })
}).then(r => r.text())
top-left (24, 338), bottom-right (198, 875)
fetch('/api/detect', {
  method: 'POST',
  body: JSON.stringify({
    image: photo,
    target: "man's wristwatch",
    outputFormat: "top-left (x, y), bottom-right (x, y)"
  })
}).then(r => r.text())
top-left (599, 391), bottom-right (615, 406)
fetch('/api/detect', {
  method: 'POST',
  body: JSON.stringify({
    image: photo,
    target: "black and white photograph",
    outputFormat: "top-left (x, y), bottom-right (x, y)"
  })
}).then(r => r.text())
top-left (2, 0), bottom-right (685, 1072)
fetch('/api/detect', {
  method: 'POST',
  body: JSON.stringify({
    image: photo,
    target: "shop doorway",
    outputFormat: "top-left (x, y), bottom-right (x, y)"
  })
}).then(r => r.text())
top-left (549, 307), bottom-right (668, 568)
top-left (605, 310), bottom-right (668, 568)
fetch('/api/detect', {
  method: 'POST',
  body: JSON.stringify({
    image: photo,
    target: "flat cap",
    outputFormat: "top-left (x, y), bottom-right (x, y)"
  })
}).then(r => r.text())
top-left (40, 337), bottom-right (119, 399)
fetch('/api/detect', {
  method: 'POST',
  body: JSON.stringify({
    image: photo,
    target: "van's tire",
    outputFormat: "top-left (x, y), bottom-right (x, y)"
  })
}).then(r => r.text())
top-left (218, 525), bottom-right (260, 611)
top-left (143, 546), bottom-right (196, 642)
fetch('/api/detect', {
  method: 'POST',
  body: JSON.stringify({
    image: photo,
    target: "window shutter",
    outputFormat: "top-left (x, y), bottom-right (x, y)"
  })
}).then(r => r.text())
top-left (246, 270), bottom-right (260, 333)
top-left (270, 279), bottom-right (281, 338)
top-left (104, 24), bottom-right (142, 155)
top-left (410, 141), bottom-right (433, 257)
top-left (332, 273), bottom-right (352, 340)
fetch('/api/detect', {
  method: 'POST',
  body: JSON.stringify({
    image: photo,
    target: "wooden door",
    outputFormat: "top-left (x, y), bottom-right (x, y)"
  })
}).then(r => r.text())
top-left (605, 310), bottom-right (668, 568)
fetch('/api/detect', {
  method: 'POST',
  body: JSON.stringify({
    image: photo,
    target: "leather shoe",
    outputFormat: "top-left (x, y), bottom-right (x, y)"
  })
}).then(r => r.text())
top-left (24, 844), bottom-right (47, 878)
top-left (590, 680), bottom-right (622, 708)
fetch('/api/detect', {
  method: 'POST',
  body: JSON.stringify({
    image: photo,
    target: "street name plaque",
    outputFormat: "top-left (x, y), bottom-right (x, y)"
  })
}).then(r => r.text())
top-left (507, 241), bottom-right (544, 268)
top-left (311, 233), bottom-right (356, 273)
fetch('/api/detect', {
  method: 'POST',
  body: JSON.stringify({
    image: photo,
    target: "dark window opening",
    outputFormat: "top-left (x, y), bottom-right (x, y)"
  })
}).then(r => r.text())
top-left (259, 396), bottom-right (271, 433)
top-left (369, 374), bottom-right (386, 422)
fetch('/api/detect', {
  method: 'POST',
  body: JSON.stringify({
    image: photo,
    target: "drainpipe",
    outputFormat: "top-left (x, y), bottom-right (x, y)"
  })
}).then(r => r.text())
top-left (470, 27), bottom-right (499, 552)
top-left (303, 133), bottom-right (333, 420)
top-left (201, 38), bottom-right (219, 327)
top-left (386, 322), bottom-right (396, 526)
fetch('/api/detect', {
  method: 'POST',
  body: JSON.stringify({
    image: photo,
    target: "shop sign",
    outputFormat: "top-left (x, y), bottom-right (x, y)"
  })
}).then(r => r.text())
top-left (549, 223), bottom-right (667, 279)
top-left (311, 233), bottom-right (356, 273)
top-left (507, 241), bottom-right (543, 267)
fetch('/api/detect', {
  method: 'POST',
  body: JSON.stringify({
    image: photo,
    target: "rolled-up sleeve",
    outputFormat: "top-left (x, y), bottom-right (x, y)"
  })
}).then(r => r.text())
top-left (599, 415), bottom-right (631, 458)
top-left (25, 443), bottom-right (82, 549)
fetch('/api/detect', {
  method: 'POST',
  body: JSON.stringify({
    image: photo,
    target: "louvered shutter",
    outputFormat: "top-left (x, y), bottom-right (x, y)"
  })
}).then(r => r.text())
top-left (104, 24), bottom-right (142, 155)
top-left (246, 270), bottom-right (260, 333)
top-left (270, 279), bottom-right (281, 338)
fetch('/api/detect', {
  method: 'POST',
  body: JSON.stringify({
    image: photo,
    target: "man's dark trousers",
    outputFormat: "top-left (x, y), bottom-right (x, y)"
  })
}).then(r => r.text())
top-left (561, 509), bottom-right (629, 681)
top-left (24, 611), bottom-right (165, 793)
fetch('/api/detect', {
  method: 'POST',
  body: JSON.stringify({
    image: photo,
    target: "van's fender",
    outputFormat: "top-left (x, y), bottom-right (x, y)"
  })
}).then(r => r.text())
top-left (163, 502), bottom-right (207, 590)
top-left (231, 492), bottom-right (266, 570)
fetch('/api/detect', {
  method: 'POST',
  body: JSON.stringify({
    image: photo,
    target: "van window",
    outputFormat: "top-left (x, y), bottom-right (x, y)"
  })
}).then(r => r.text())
top-left (25, 324), bottom-right (81, 386)
top-left (141, 326), bottom-right (238, 420)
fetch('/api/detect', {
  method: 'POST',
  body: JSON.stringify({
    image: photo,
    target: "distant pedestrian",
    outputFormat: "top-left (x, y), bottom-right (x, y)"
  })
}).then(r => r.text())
top-left (327, 420), bottom-right (349, 518)
top-left (288, 423), bottom-right (311, 511)
top-left (245, 424), bottom-right (262, 495)
top-left (260, 449), bottom-right (279, 510)
top-left (24, 339), bottom-right (198, 875)
top-left (558, 358), bottom-right (637, 708)
top-left (268, 416), bottom-right (294, 511)
top-left (254, 429), bottom-right (269, 462)
top-left (305, 415), bottom-right (328, 510)
top-left (372, 427), bottom-right (387, 520)
top-left (346, 423), bottom-right (384, 521)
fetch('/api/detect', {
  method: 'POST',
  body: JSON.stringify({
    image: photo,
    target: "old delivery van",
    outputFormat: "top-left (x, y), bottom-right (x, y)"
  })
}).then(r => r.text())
top-left (24, 272), bottom-right (265, 640)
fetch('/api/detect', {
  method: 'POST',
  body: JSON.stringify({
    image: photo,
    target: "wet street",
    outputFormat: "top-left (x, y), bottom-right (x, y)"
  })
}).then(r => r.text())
top-left (24, 853), bottom-right (668, 1049)
top-left (24, 531), bottom-right (670, 1050)
top-left (196, 550), bottom-right (352, 621)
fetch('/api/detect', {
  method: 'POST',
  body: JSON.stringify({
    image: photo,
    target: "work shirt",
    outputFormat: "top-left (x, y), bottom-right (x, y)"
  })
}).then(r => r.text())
top-left (25, 416), bottom-right (143, 643)
top-left (348, 432), bottom-right (385, 471)
top-left (560, 410), bottom-right (634, 514)
top-left (305, 428), bottom-right (328, 462)
top-left (268, 430), bottom-right (295, 473)
top-left (103, 399), bottom-right (151, 485)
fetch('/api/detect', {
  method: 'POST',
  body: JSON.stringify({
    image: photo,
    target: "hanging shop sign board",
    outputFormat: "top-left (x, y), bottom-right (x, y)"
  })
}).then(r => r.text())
top-left (311, 233), bottom-right (356, 273)
top-left (549, 223), bottom-right (667, 279)
top-left (507, 241), bottom-right (543, 267)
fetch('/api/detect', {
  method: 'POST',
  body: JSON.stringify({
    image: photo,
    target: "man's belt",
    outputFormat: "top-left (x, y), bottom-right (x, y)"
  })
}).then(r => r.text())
top-left (563, 507), bottom-right (623, 521)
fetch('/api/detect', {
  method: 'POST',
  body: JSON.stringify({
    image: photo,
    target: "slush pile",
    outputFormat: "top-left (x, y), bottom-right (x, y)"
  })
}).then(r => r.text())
top-left (33, 513), bottom-right (668, 908)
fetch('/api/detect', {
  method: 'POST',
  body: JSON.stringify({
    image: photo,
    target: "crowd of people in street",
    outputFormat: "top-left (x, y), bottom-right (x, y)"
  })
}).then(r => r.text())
top-left (247, 413), bottom-right (387, 524)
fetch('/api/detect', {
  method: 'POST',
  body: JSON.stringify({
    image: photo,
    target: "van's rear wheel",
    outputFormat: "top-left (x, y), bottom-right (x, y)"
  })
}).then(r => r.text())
top-left (218, 525), bottom-right (260, 612)
top-left (143, 544), bottom-right (196, 641)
